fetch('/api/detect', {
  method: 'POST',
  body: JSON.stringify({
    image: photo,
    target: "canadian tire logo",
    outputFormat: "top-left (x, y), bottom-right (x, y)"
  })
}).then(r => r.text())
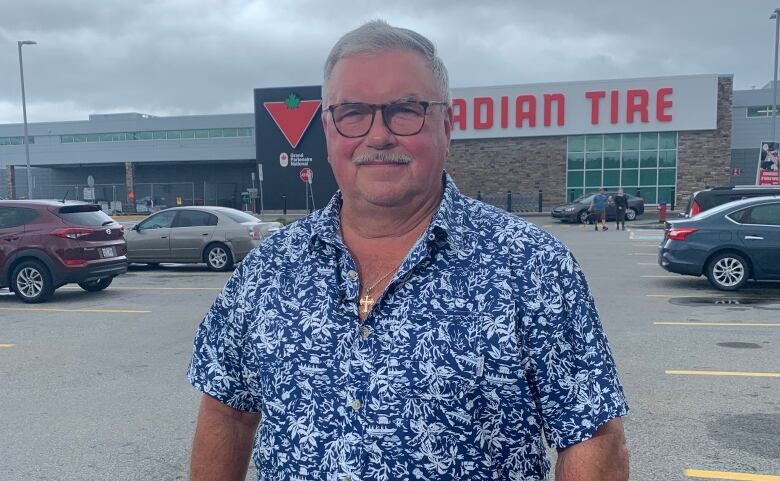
top-left (264, 93), bottom-right (321, 149)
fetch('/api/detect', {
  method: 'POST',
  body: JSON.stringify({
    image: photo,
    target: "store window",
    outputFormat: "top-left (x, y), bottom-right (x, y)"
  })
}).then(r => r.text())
top-left (566, 131), bottom-right (677, 205)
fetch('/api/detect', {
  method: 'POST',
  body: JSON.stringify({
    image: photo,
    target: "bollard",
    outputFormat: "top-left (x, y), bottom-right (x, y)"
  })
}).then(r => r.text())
top-left (282, 195), bottom-right (287, 215)
top-left (477, 190), bottom-right (482, 201)
top-left (538, 189), bottom-right (543, 212)
top-left (658, 202), bottom-right (667, 223)
top-left (506, 190), bottom-right (512, 212)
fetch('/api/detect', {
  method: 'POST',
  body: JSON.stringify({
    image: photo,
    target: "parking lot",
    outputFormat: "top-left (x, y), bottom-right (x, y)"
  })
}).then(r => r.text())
top-left (1, 220), bottom-right (778, 480)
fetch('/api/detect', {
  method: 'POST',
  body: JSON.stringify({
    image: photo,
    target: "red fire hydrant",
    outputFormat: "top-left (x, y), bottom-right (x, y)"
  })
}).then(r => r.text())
top-left (658, 202), bottom-right (667, 223)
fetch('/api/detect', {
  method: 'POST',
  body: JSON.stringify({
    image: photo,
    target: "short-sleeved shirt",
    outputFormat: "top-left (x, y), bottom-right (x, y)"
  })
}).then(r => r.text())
top-left (188, 174), bottom-right (629, 481)
top-left (592, 193), bottom-right (608, 211)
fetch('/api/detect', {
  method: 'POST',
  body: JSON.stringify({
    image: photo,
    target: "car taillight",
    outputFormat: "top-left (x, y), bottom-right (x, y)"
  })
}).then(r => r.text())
top-left (666, 226), bottom-right (698, 241)
top-left (249, 225), bottom-right (261, 240)
top-left (690, 201), bottom-right (701, 217)
top-left (63, 259), bottom-right (87, 266)
top-left (52, 227), bottom-right (94, 239)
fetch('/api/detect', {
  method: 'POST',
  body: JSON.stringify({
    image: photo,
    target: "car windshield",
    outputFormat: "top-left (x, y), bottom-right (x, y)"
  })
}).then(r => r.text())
top-left (56, 205), bottom-right (116, 226)
top-left (220, 209), bottom-right (260, 223)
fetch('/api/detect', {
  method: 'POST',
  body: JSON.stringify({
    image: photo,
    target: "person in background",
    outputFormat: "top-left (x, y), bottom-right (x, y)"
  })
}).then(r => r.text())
top-left (613, 188), bottom-right (628, 230)
top-left (589, 187), bottom-right (609, 231)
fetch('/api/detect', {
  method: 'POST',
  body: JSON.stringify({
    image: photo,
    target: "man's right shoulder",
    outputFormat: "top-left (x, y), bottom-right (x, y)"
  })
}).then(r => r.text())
top-left (241, 215), bottom-right (318, 272)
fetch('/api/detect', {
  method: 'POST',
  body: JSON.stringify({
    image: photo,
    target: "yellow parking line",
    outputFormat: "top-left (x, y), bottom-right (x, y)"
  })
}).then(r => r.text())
top-left (685, 468), bottom-right (780, 480)
top-left (0, 307), bottom-right (150, 314)
top-left (656, 322), bottom-right (780, 327)
top-left (0, 343), bottom-right (15, 348)
top-left (647, 294), bottom-right (726, 298)
top-left (666, 370), bottom-right (780, 378)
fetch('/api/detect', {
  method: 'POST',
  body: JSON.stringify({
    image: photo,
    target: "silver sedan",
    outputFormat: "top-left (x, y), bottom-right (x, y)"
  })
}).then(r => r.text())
top-left (125, 206), bottom-right (282, 271)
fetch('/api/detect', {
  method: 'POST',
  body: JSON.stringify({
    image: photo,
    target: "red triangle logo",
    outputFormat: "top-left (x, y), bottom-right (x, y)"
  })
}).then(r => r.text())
top-left (264, 95), bottom-right (322, 149)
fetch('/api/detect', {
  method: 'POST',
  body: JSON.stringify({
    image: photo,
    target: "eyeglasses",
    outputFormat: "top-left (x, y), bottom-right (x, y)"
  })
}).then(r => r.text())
top-left (324, 100), bottom-right (448, 138)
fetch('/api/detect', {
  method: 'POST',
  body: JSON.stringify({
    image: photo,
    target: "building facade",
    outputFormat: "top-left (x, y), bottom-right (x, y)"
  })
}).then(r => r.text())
top-left (0, 74), bottom-right (732, 212)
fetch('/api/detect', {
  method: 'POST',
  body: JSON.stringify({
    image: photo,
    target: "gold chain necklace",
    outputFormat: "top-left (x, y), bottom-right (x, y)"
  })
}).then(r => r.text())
top-left (359, 262), bottom-right (402, 315)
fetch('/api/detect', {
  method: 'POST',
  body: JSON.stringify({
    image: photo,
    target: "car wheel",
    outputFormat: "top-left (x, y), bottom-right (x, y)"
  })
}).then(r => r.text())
top-left (707, 253), bottom-right (749, 291)
top-left (11, 260), bottom-right (54, 303)
top-left (578, 210), bottom-right (590, 224)
top-left (625, 208), bottom-right (637, 221)
top-left (205, 243), bottom-right (234, 271)
top-left (78, 277), bottom-right (113, 292)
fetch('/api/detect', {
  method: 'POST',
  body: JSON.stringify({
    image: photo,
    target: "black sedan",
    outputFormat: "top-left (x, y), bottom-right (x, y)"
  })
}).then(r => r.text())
top-left (551, 192), bottom-right (645, 223)
top-left (658, 195), bottom-right (780, 290)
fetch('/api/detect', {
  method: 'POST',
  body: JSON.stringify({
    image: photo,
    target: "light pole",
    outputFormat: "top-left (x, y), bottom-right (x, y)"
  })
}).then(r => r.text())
top-left (17, 40), bottom-right (37, 200)
top-left (771, 10), bottom-right (780, 142)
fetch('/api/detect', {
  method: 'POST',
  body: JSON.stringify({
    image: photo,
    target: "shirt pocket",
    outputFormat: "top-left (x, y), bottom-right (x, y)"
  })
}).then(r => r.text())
top-left (387, 312), bottom-right (485, 401)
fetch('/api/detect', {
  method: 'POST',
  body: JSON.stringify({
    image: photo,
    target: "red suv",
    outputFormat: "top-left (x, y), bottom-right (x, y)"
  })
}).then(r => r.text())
top-left (0, 200), bottom-right (127, 303)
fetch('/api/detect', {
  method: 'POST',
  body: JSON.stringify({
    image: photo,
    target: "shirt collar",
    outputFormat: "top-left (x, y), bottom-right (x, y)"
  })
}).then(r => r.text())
top-left (308, 171), bottom-right (466, 251)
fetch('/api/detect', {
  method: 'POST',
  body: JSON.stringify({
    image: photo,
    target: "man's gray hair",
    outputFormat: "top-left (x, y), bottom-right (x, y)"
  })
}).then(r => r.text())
top-left (322, 20), bottom-right (450, 106)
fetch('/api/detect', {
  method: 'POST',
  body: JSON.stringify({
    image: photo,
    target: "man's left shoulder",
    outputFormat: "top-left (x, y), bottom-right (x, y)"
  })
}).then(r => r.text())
top-left (461, 197), bottom-right (569, 256)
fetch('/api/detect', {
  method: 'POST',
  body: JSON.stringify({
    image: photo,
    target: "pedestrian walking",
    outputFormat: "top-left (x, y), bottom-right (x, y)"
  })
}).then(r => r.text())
top-left (589, 187), bottom-right (609, 231)
top-left (613, 188), bottom-right (628, 230)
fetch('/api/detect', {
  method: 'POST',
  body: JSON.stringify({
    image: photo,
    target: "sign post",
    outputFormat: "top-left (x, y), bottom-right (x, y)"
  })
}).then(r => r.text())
top-left (257, 164), bottom-right (264, 219)
top-left (300, 168), bottom-right (314, 212)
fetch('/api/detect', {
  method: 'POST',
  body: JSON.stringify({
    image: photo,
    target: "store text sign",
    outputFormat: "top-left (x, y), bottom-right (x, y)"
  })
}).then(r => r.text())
top-left (450, 74), bottom-right (718, 139)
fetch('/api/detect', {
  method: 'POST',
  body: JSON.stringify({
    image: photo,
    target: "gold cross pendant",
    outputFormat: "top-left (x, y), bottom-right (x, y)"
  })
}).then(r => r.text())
top-left (359, 295), bottom-right (374, 314)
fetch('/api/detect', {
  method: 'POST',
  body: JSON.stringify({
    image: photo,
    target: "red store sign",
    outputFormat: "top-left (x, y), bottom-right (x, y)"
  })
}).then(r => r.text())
top-left (448, 74), bottom-right (718, 140)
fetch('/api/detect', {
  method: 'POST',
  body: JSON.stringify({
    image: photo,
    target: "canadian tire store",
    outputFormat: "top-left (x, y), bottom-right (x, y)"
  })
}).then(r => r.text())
top-left (444, 74), bottom-right (732, 210)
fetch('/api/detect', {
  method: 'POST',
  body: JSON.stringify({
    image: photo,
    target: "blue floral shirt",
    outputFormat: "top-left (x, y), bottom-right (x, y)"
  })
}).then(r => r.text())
top-left (188, 175), bottom-right (628, 481)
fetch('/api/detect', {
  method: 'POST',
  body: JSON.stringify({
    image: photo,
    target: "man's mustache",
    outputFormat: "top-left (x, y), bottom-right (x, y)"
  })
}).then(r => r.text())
top-left (353, 152), bottom-right (411, 165)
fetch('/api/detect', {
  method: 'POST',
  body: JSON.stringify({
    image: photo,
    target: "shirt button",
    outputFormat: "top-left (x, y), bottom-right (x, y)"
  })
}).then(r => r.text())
top-left (360, 327), bottom-right (370, 339)
top-left (351, 400), bottom-right (362, 411)
top-left (347, 270), bottom-right (358, 280)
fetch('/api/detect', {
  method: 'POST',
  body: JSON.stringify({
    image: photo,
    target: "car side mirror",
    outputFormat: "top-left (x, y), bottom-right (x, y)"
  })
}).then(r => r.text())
top-left (132, 224), bottom-right (141, 231)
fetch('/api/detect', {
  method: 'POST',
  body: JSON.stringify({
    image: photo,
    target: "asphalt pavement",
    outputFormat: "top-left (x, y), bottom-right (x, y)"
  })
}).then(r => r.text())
top-left (1, 217), bottom-right (778, 481)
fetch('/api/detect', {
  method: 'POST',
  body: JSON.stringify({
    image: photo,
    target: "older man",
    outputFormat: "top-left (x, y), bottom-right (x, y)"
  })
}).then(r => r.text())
top-left (188, 20), bottom-right (629, 481)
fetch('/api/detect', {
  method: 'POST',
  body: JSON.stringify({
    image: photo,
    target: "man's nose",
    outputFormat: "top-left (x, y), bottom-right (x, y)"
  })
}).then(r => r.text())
top-left (365, 110), bottom-right (396, 149)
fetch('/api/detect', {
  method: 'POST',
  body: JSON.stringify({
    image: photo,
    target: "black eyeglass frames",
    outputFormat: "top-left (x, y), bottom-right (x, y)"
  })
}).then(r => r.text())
top-left (324, 100), bottom-right (448, 138)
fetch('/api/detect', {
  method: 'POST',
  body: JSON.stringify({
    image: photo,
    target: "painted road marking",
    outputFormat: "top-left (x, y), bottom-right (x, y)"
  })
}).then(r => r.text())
top-left (638, 262), bottom-right (659, 266)
top-left (641, 275), bottom-right (680, 278)
top-left (0, 343), bottom-right (15, 348)
top-left (685, 468), bottom-right (780, 480)
top-left (656, 321), bottom-right (780, 327)
top-left (0, 307), bottom-right (150, 314)
top-left (647, 294), bottom-right (728, 298)
top-left (629, 253), bottom-right (657, 256)
top-left (666, 370), bottom-right (780, 378)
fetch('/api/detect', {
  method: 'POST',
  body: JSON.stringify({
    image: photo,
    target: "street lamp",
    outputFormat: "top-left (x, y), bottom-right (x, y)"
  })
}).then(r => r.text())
top-left (770, 10), bottom-right (780, 142)
top-left (17, 40), bottom-right (37, 200)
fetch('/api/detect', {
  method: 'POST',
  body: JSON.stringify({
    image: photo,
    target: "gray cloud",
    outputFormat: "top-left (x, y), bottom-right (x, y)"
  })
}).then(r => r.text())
top-left (0, 0), bottom-right (776, 124)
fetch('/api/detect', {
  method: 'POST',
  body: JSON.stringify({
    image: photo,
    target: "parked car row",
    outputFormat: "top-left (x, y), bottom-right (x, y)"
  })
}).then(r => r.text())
top-left (1, 201), bottom-right (282, 303)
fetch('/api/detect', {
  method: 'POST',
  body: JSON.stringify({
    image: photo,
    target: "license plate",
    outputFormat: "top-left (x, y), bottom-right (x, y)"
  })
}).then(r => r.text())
top-left (101, 247), bottom-right (115, 258)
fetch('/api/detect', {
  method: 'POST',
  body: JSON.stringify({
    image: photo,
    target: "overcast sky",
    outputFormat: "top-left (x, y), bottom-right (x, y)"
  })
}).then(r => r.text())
top-left (0, 0), bottom-right (776, 125)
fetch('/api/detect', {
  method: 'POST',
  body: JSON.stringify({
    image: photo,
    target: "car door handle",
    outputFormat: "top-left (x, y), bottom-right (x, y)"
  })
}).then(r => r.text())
top-left (160, 236), bottom-right (168, 239)
top-left (744, 235), bottom-right (764, 240)
top-left (201, 233), bottom-right (209, 236)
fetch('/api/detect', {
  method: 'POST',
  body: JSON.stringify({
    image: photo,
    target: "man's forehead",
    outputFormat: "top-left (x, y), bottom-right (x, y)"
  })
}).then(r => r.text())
top-left (326, 50), bottom-right (438, 101)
